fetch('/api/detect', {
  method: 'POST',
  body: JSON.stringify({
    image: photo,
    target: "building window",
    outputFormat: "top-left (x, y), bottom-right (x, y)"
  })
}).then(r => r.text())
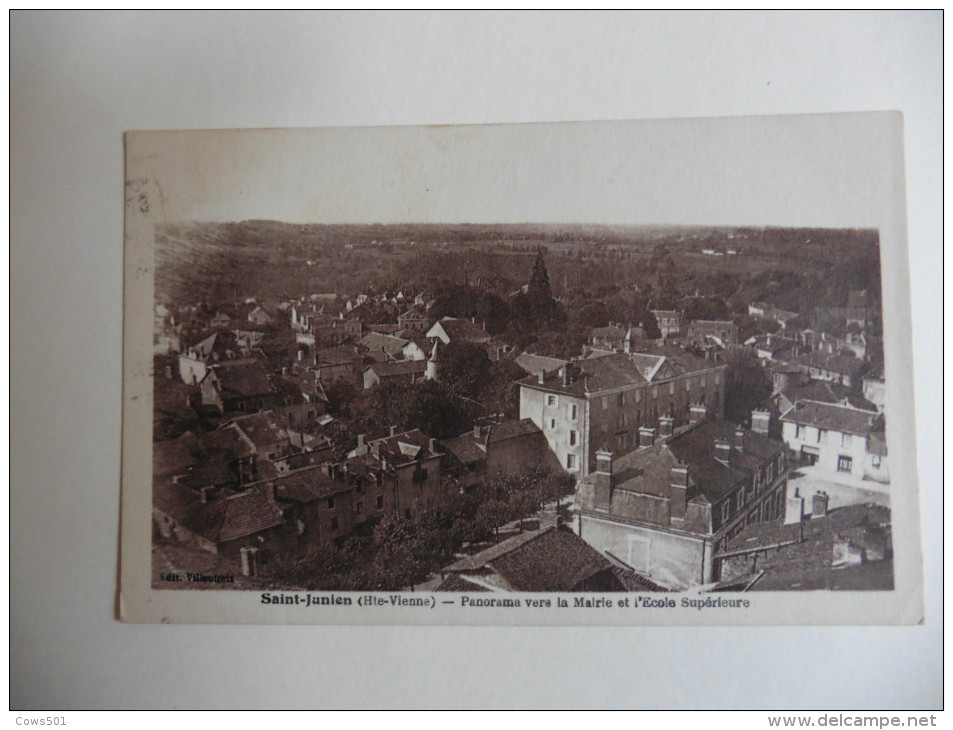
top-left (841, 433), bottom-right (852, 447)
top-left (669, 382), bottom-right (675, 395)
top-left (547, 394), bottom-right (557, 407)
top-left (837, 455), bottom-right (853, 473)
top-left (685, 379), bottom-right (691, 391)
top-left (549, 418), bottom-right (556, 430)
top-left (721, 501), bottom-right (730, 523)
top-left (355, 501), bottom-right (363, 515)
top-left (330, 517), bottom-right (339, 531)
top-left (567, 454), bottom-right (577, 470)
top-left (872, 454), bottom-right (881, 468)
top-left (715, 373), bottom-right (721, 385)
top-left (617, 392), bottom-right (626, 407)
top-left (700, 377), bottom-right (706, 388)
top-left (569, 430), bottom-right (577, 446)
top-left (602, 396), bottom-right (608, 410)
top-left (376, 495), bottom-right (384, 509)
top-left (570, 404), bottom-right (578, 420)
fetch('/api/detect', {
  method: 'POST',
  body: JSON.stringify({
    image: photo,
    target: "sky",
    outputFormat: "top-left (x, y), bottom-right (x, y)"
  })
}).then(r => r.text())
top-left (126, 113), bottom-right (905, 232)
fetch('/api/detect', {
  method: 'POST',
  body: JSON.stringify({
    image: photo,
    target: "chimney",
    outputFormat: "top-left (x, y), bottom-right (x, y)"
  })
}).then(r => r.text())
top-left (298, 349), bottom-right (303, 361)
top-left (658, 415), bottom-right (674, 438)
top-left (389, 425), bottom-right (397, 437)
top-left (812, 491), bottom-right (829, 519)
top-left (785, 487), bottom-right (805, 524)
top-left (260, 481), bottom-right (275, 503)
top-left (428, 437), bottom-right (436, 454)
top-left (357, 433), bottom-right (365, 449)
top-left (240, 546), bottom-right (259, 577)
top-left (592, 450), bottom-right (614, 511)
top-left (669, 462), bottom-right (689, 519)
top-left (734, 426), bottom-right (746, 452)
top-left (473, 424), bottom-right (481, 439)
top-left (638, 426), bottom-right (655, 448)
top-left (560, 365), bottom-right (569, 387)
top-left (689, 404), bottom-right (707, 424)
top-left (751, 410), bottom-right (771, 436)
top-left (714, 438), bottom-right (731, 464)
top-left (200, 486), bottom-right (212, 504)
top-left (538, 370), bottom-right (545, 385)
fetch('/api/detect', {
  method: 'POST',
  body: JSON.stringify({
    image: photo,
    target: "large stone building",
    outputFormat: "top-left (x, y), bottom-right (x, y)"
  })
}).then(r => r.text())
top-left (573, 415), bottom-right (790, 590)
top-left (518, 349), bottom-right (727, 477)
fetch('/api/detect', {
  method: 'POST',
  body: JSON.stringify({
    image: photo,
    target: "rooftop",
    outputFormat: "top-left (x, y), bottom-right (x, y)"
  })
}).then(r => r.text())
top-left (445, 527), bottom-right (618, 592)
top-left (780, 400), bottom-right (884, 436)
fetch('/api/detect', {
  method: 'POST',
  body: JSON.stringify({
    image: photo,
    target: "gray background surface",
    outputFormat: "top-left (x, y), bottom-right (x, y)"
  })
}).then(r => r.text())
top-left (10, 11), bottom-right (942, 709)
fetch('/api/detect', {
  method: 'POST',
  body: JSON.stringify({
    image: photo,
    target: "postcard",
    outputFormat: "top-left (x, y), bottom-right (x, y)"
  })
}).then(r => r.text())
top-left (120, 114), bottom-right (922, 624)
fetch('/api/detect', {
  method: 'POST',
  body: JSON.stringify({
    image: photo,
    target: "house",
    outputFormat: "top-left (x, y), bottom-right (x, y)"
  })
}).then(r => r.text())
top-left (153, 482), bottom-right (286, 563)
top-left (748, 333), bottom-right (799, 364)
top-left (514, 353), bottom-right (568, 378)
top-left (789, 351), bottom-right (865, 388)
top-left (210, 311), bottom-right (234, 329)
top-left (435, 526), bottom-right (627, 592)
top-left (247, 305), bottom-right (275, 326)
top-left (440, 426), bottom-right (489, 492)
top-left (748, 302), bottom-right (769, 318)
top-left (772, 309), bottom-right (800, 331)
top-left (862, 363), bottom-right (886, 413)
top-left (651, 310), bottom-right (681, 338)
top-left (779, 400), bottom-right (888, 483)
top-left (440, 418), bottom-right (559, 492)
top-left (359, 331), bottom-right (409, 360)
top-left (685, 320), bottom-right (739, 347)
top-left (362, 359), bottom-right (428, 390)
top-left (268, 464), bottom-right (361, 549)
top-left (199, 359), bottom-right (280, 415)
top-left (348, 428), bottom-right (445, 521)
top-left (425, 316), bottom-right (491, 346)
top-left (220, 411), bottom-right (308, 468)
top-left (178, 332), bottom-right (243, 385)
top-left (518, 349), bottom-right (726, 477)
top-left (573, 414), bottom-right (790, 590)
top-left (308, 345), bottom-right (363, 386)
top-left (397, 307), bottom-right (430, 333)
top-left (590, 323), bottom-right (645, 353)
top-left (401, 336), bottom-right (431, 362)
top-left (715, 502), bottom-right (892, 591)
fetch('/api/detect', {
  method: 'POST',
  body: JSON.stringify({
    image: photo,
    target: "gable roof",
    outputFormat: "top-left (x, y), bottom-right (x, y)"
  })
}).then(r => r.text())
top-left (445, 527), bottom-right (616, 592)
top-left (209, 360), bottom-right (276, 398)
top-left (365, 360), bottom-right (427, 378)
top-left (434, 317), bottom-right (491, 343)
top-left (487, 418), bottom-right (541, 443)
top-left (359, 331), bottom-right (408, 354)
top-left (780, 400), bottom-right (884, 436)
top-left (153, 483), bottom-right (284, 544)
top-left (514, 352), bottom-right (567, 377)
top-left (440, 432), bottom-right (487, 466)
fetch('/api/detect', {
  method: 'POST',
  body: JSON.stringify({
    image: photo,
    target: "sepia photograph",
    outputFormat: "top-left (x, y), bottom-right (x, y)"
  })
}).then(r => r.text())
top-left (121, 115), bottom-right (922, 625)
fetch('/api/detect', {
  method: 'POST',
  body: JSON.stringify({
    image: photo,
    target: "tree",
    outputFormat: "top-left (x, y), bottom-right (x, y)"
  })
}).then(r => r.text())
top-left (640, 310), bottom-right (662, 340)
top-left (724, 351), bottom-right (772, 425)
top-left (438, 341), bottom-right (491, 400)
top-left (475, 499), bottom-right (511, 540)
top-left (371, 513), bottom-right (428, 590)
top-left (406, 381), bottom-right (478, 440)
